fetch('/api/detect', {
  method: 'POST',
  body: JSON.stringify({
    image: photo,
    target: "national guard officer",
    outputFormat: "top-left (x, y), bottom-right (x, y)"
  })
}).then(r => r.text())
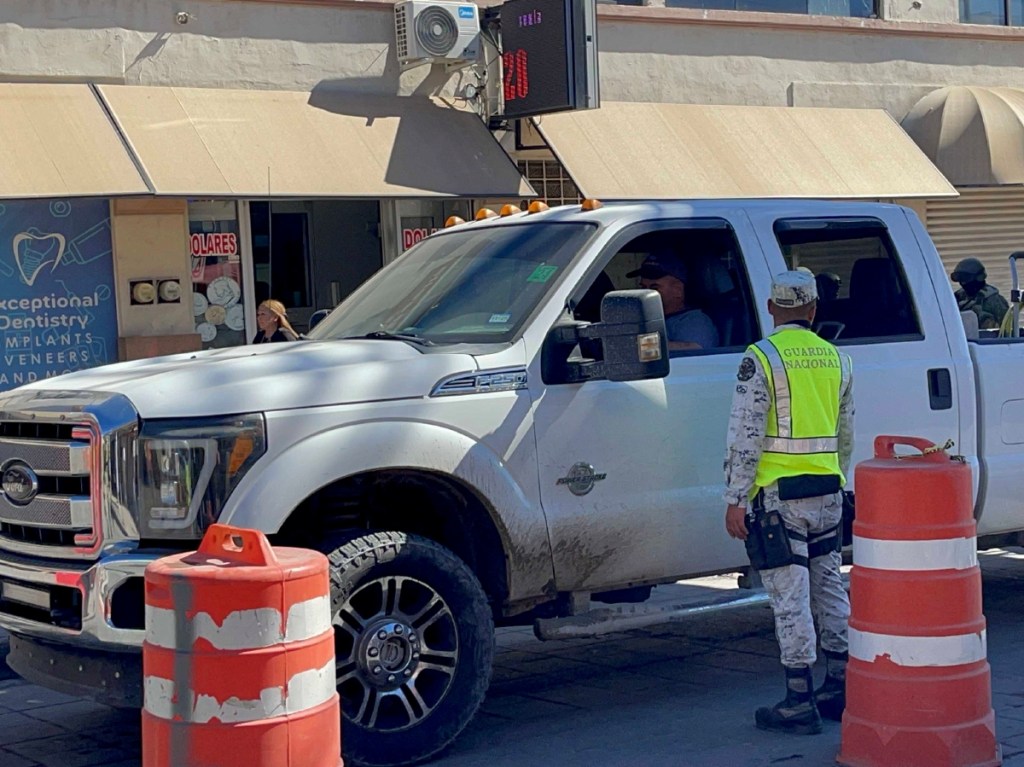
top-left (952, 257), bottom-right (1010, 330)
top-left (723, 270), bottom-right (855, 735)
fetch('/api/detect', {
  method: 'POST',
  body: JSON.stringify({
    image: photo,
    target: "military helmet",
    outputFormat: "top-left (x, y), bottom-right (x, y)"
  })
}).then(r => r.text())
top-left (952, 257), bottom-right (986, 283)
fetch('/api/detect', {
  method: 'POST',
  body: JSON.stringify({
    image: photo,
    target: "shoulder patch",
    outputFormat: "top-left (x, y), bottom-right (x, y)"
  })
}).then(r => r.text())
top-left (737, 357), bottom-right (756, 382)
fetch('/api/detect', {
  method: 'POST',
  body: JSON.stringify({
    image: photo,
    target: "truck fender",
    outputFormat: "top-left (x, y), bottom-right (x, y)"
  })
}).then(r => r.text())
top-left (221, 419), bottom-right (555, 602)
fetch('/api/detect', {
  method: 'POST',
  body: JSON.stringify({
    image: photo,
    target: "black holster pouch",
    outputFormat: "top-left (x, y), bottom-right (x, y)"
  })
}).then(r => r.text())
top-left (841, 491), bottom-right (855, 548)
top-left (744, 493), bottom-right (794, 571)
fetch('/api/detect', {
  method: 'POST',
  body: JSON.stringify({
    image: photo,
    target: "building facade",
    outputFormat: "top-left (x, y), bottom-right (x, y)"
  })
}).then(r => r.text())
top-left (0, 0), bottom-right (1021, 389)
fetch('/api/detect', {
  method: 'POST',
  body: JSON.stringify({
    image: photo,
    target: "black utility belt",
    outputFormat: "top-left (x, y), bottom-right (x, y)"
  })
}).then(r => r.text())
top-left (776, 473), bottom-right (841, 501)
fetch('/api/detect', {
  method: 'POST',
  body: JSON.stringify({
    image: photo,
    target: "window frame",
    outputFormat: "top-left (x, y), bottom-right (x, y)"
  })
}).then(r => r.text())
top-left (772, 216), bottom-right (926, 347)
top-left (960, 0), bottom-right (1023, 27)
top-left (567, 217), bottom-right (763, 359)
top-left (659, 0), bottom-right (879, 19)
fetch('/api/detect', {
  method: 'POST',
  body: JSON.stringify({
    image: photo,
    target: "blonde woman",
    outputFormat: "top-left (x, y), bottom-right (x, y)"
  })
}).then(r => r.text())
top-left (252, 299), bottom-right (299, 343)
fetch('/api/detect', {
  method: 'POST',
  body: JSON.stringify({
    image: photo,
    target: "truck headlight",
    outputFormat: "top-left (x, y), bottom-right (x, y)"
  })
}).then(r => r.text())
top-left (137, 414), bottom-right (266, 539)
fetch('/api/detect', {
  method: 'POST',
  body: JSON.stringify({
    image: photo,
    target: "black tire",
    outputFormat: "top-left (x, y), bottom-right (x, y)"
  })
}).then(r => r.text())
top-left (327, 531), bottom-right (494, 767)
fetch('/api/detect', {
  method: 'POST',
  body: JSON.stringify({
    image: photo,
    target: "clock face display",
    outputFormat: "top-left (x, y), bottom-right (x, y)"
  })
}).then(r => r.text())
top-left (499, 0), bottom-right (575, 120)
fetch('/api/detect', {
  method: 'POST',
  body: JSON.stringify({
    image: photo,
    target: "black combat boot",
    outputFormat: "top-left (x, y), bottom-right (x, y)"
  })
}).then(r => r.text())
top-left (755, 665), bottom-right (823, 735)
top-left (814, 649), bottom-right (848, 722)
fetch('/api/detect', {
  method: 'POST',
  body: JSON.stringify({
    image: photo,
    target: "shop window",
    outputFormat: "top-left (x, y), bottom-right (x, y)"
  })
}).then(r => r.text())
top-left (189, 201), bottom-right (245, 350)
top-left (774, 218), bottom-right (923, 344)
top-left (517, 160), bottom-right (581, 206)
top-left (663, 0), bottom-right (877, 16)
top-left (251, 202), bottom-right (312, 310)
top-left (960, 0), bottom-right (1024, 25)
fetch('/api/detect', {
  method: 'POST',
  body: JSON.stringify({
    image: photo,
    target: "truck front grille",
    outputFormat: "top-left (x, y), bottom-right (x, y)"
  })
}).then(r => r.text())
top-left (0, 423), bottom-right (96, 557)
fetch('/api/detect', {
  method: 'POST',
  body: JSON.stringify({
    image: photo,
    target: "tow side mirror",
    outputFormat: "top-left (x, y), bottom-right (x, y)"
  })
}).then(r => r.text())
top-left (542, 290), bottom-right (669, 384)
top-left (591, 290), bottom-right (670, 382)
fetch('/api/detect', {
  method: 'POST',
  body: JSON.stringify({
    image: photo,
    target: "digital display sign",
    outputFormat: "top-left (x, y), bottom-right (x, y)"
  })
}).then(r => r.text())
top-left (498, 0), bottom-right (598, 120)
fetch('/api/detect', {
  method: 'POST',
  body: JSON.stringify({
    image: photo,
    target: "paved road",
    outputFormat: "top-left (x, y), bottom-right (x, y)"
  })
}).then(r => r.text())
top-left (3, 550), bottom-right (1024, 766)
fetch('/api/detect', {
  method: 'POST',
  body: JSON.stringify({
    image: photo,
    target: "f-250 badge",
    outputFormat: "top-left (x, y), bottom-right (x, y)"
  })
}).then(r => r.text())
top-left (556, 463), bottom-right (607, 496)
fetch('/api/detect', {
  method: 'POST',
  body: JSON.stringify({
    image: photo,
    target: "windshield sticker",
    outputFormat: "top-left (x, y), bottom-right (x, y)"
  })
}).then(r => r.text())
top-left (488, 313), bottom-right (511, 324)
top-left (527, 264), bottom-right (558, 283)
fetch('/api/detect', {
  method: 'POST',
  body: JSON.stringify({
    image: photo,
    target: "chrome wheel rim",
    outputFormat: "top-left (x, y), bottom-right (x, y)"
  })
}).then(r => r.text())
top-left (334, 575), bottom-right (459, 732)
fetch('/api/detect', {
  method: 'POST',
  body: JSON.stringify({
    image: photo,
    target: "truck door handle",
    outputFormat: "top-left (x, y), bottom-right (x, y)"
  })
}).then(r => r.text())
top-left (927, 368), bottom-right (952, 410)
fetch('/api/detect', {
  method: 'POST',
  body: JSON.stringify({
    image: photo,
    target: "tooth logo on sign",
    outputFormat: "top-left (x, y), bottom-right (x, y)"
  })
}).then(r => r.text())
top-left (12, 228), bottom-right (67, 287)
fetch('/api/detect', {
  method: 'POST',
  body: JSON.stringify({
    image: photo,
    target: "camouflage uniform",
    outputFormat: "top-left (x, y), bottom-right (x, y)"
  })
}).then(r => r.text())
top-left (723, 328), bottom-right (855, 668)
top-left (956, 285), bottom-right (1010, 330)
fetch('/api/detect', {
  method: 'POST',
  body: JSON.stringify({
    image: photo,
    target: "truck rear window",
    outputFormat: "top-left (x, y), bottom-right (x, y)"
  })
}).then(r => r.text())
top-left (775, 218), bottom-right (923, 344)
top-left (309, 222), bottom-right (596, 345)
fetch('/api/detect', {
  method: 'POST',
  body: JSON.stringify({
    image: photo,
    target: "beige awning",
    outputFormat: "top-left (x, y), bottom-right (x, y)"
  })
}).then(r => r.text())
top-left (531, 101), bottom-right (956, 200)
top-left (97, 85), bottom-right (532, 198)
top-left (902, 86), bottom-right (1024, 186)
top-left (0, 84), bottom-right (149, 199)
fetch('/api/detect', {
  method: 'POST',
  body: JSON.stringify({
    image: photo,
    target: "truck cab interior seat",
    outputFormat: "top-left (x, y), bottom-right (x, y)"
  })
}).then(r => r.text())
top-left (847, 257), bottom-right (914, 338)
top-left (694, 255), bottom-right (742, 348)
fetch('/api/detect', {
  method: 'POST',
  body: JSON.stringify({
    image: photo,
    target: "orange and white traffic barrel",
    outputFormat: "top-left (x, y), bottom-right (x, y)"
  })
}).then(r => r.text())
top-left (142, 524), bottom-right (342, 767)
top-left (838, 436), bottom-right (1000, 767)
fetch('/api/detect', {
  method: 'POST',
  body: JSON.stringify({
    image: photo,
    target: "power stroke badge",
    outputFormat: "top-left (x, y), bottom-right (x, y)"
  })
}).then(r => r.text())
top-left (556, 463), bottom-right (607, 496)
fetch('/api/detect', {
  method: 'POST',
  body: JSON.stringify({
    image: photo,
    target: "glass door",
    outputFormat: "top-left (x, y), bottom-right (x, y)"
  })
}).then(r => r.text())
top-left (250, 201), bottom-right (312, 311)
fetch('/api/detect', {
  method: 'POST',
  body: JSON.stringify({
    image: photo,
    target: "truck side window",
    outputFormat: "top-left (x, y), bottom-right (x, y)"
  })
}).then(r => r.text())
top-left (571, 223), bottom-right (759, 355)
top-left (774, 218), bottom-right (923, 343)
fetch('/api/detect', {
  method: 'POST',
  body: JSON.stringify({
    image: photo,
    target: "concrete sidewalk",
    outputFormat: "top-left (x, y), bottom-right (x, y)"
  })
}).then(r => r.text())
top-left (2, 551), bottom-right (1024, 766)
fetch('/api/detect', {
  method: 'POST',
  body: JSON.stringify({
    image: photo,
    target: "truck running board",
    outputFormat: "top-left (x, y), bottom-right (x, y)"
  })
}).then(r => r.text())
top-left (533, 589), bottom-right (770, 641)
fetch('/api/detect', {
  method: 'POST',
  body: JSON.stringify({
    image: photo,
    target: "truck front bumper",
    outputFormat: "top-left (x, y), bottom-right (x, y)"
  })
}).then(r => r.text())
top-left (0, 549), bottom-right (159, 706)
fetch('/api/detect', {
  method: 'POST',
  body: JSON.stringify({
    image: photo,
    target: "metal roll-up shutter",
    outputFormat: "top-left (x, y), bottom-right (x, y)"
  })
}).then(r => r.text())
top-left (925, 187), bottom-right (1024, 295)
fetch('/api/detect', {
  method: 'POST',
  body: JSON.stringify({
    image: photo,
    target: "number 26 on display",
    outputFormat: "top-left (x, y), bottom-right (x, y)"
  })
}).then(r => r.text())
top-left (503, 49), bottom-right (529, 101)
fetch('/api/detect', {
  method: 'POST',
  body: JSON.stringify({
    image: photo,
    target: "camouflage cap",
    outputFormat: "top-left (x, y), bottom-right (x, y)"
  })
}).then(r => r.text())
top-left (771, 270), bottom-right (818, 308)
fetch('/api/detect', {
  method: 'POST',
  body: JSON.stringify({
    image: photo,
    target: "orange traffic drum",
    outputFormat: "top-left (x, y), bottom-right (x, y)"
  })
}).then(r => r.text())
top-left (838, 436), bottom-right (999, 767)
top-left (142, 524), bottom-right (342, 767)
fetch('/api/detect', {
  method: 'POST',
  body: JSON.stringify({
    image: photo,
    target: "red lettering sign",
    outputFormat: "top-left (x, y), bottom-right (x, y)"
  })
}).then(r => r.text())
top-left (401, 227), bottom-right (437, 251)
top-left (189, 232), bottom-right (238, 257)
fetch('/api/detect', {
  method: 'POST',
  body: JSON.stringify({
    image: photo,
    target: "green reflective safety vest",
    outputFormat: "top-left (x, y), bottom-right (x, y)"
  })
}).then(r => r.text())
top-left (749, 327), bottom-right (849, 492)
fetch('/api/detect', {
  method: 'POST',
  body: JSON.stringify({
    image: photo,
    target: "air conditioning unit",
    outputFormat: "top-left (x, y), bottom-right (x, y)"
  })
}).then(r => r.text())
top-left (394, 0), bottom-right (481, 66)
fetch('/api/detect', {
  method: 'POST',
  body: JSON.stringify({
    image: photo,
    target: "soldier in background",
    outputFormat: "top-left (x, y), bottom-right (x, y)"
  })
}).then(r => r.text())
top-left (723, 271), bottom-right (854, 735)
top-left (952, 258), bottom-right (1009, 330)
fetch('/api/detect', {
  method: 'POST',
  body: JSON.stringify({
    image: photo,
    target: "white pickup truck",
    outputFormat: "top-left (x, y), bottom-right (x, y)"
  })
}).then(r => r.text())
top-left (0, 199), bottom-right (1021, 766)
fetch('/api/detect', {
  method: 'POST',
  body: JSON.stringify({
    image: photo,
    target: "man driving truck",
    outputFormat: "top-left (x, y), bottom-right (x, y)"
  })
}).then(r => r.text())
top-left (629, 251), bottom-right (718, 351)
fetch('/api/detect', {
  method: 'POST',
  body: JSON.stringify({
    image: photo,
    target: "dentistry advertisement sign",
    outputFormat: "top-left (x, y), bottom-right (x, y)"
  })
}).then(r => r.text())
top-left (0, 199), bottom-right (117, 392)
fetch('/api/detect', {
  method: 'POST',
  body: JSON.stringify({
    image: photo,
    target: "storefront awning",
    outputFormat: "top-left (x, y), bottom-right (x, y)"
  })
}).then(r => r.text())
top-left (96, 85), bottom-right (532, 198)
top-left (0, 84), bottom-right (150, 199)
top-left (530, 101), bottom-right (956, 200)
top-left (902, 86), bottom-right (1024, 186)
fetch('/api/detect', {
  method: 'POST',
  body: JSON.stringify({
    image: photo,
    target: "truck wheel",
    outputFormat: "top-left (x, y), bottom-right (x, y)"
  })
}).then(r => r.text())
top-left (327, 531), bottom-right (494, 767)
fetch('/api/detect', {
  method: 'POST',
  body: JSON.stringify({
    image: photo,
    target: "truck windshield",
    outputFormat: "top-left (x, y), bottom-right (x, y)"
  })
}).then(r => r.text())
top-left (309, 221), bottom-right (596, 345)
